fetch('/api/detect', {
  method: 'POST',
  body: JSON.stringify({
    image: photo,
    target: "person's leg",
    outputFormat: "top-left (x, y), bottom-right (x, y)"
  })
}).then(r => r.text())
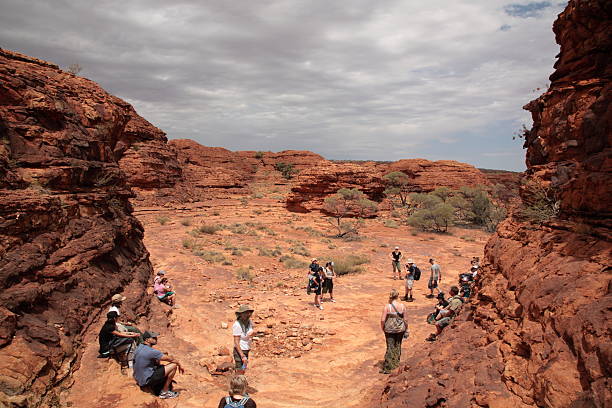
top-left (392, 262), bottom-right (398, 279)
top-left (329, 280), bottom-right (334, 301)
top-left (162, 363), bottom-right (178, 392)
top-left (383, 333), bottom-right (402, 372)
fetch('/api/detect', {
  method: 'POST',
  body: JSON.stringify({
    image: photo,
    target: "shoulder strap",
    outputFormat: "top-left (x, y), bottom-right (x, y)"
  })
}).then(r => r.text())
top-left (239, 396), bottom-right (250, 406)
top-left (390, 302), bottom-right (403, 316)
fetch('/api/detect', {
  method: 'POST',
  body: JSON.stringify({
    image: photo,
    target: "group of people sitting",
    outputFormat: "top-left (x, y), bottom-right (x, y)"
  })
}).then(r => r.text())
top-left (307, 258), bottom-right (336, 309)
top-left (424, 257), bottom-right (479, 342)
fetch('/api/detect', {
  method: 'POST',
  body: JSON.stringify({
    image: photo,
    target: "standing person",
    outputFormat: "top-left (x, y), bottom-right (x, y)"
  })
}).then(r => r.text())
top-left (233, 305), bottom-right (255, 374)
top-left (402, 259), bottom-right (420, 302)
top-left (133, 331), bottom-right (184, 399)
top-left (427, 258), bottom-right (442, 298)
top-left (154, 277), bottom-right (176, 306)
top-left (380, 289), bottom-right (409, 374)
top-left (307, 259), bottom-right (318, 294)
top-left (321, 261), bottom-right (336, 303)
top-left (390, 247), bottom-right (403, 279)
top-left (217, 375), bottom-right (257, 408)
top-left (310, 266), bottom-right (324, 309)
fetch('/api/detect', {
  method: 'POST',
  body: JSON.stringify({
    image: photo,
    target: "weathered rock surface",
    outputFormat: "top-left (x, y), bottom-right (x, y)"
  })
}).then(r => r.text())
top-left (0, 48), bottom-right (156, 407)
top-left (287, 159), bottom-right (490, 212)
top-left (377, 1), bottom-right (611, 407)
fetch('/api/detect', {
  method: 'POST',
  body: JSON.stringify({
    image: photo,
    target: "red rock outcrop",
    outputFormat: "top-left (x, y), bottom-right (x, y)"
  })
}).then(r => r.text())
top-left (376, 1), bottom-right (611, 407)
top-left (287, 159), bottom-right (491, 212)
top-left (0, 49), bottom-right (157, 407)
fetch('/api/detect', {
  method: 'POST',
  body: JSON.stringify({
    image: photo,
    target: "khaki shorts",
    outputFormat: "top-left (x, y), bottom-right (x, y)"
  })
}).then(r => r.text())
top-left (405, 279), bottom-right (414, 289)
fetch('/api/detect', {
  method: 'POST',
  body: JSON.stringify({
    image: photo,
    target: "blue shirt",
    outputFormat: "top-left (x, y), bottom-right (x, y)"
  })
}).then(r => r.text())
top-left (133, 344), bottom-right (164, 386)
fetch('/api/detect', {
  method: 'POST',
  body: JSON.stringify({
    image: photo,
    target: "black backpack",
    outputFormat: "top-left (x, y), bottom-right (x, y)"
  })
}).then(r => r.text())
top-left (413, 266), bottom-right (421, 281)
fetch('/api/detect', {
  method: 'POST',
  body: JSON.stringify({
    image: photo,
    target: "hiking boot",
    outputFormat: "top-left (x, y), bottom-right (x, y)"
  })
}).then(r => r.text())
top-left (317, 304), bottom-right (324, 310)
top-left (408, 297), bottom-right (414, 302)
top-left (330, 299), bottom-right (336, 303)
top-left (159, 391), bottom-right (179, 399)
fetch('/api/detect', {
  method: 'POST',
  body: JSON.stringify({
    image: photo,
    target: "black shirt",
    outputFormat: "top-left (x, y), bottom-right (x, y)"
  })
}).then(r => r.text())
top-left (392, 251), bottom-right (401, 261)
top-left (217, 396), bottom-right (256, 408)
top-left (98, 321), bottom-right (116, 354)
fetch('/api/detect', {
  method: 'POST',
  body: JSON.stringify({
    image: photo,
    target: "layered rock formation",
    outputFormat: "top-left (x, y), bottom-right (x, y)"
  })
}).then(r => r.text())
top-left (378, 1), bottom-right (611, 407)
top-left (0, 49), bottom-right (157, 407)
top-left (287, 159), bottom-right (490, 213)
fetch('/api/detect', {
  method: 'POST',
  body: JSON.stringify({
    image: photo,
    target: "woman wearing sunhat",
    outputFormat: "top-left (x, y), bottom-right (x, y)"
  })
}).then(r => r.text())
top-left (108, 293), bottom-right (143, 344)
top-left (233, 305), bottom-right (255, 374)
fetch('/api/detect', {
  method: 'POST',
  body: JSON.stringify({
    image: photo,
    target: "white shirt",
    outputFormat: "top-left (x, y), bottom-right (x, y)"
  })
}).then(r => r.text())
top-left (232, 320), bottom-right (253, 351)
top-left (109, 305), bottom-right (120, 316)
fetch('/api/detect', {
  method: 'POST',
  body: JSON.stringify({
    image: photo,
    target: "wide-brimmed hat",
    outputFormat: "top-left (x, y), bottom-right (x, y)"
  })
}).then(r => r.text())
top-left (142, 331), bottom-right (160, 341)
top-left (311, 258), bottom-right (317, 262)
top-left (235, 304), bottom-right (254, 315)
top-left (406, 259), bottom-right (414, 264)
top-left (111, 294), bottom-right (126, 302)
top-left (157, 270), bottom-right (166, 275)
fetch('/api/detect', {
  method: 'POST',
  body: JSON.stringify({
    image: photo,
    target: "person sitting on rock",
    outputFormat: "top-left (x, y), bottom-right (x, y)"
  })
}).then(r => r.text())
top-left (98, 311), bottom-right (140, 374)
top-left (426, 286), bottom-right (463, 342)
top-left (133, 331), bottom-right (184, 399)
top-left (426, 292), bottom-right (449, 324)
top-left (233, 305), bottom-right (255, 374)
top-left (108, 293), bottom-right (143, 344)
top-left (153, 270), bottom-right (166, 285)
top-left (154, 277), bottom-right (176, 306)
top-left (217, 375), bottom-right (257, 408)
top-left (321, 261), bottom-right (336, 303)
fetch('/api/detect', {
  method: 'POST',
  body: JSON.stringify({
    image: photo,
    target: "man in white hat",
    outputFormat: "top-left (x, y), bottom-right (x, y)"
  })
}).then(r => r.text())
top-left (390, 247), bottom-right (403, 279)
top-left (109, 293), bottom-right (143, 343)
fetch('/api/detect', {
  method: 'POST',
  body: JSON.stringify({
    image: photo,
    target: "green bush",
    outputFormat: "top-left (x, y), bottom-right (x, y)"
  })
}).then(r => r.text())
top-left (290, 243), bottom-right (310, 257)
top-left (274, 162), bottom-right (298, 179)
top-left (407, 203), bottom-right (455, 233)
top-left (331, 254), bottom-right (370, 275)
top-left (231, 249), bottom-right (243, 256)
top-left (180, 218), bottom-right (192, 226)
top-left (520, 180), bottom-right (559, 223)
top-left (254, 151), bottom-right (265, 159)
top-left (157, 216), bottom-right (170, 225)
top-left (280, 255), bottom-right (308, 269)
top-left (227, 223), bottom-right (248, 234)
top-left (383, 219), bottom-right (399, 228)
top-left (196, 250), bottom-right (226, 263)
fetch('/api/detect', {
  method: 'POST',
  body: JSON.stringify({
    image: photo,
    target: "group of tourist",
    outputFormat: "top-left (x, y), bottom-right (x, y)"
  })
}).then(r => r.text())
top-left (380, 248), bottom-right (479, 373)
top-left (307, 258), bottom-right (336, 309)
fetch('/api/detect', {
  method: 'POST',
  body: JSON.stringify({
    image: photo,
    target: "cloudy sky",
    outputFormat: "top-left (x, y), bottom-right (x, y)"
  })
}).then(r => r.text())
top-left (0, 1), bottom-right (567, 170)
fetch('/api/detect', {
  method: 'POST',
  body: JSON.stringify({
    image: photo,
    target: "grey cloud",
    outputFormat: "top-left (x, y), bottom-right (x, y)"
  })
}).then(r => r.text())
top-left (0, 0), bottom-right (567, 170)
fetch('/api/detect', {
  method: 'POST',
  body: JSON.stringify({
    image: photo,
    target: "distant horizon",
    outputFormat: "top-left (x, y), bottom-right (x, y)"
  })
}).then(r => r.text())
top-left (0, 1), bottom-right (567, 172)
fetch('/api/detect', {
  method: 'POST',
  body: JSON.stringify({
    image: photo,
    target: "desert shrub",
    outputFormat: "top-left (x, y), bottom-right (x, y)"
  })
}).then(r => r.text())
top-left (254, 210), bottom-right (263, 215)
top-left (328, 244), bottom-right (337, 249)
top-left (212, 211), bottom-right (220, 216)
top-left (198, 224), bottom-right (222, 234)
top-left (331, 254), bottom-right (370, 275)
top-left (258, 246), bottom-right (282, 257)
top-left (182, 239), bottom-right (196, 249)
top-left (383, 219), bottom-right (399, 228)
top-left (274, 162), bottom-right (298, 179)
top-left (407, 203), bottom-right (455, 233)
top-left (236, 266), bottom-right (254, 281)
top-left (254, 151), bottom-right (265, 159)
top-left (196, 250), bottom-right (226, 263)
top-left (222, 261), bottom-right (233, 266)
top-left (290, 243), bottom-right (310, 257)
top-left (520, 180), bottom-right (559, 223)
top-left (280, 255), bottom-right (308, 269)
top-left (383, 171), bottom-right (411, 206)
top-left (296, 226), bottom-right (322, 237)
top-left (227, 223), bottom-right (248, 234)
top-left (231, 249), bottom-right (243, 256)
top-left (157, 216), bottom-right (170, 225)
top-left (240, 197), bottom-right (249, 206)
top-left (432, 187), bottom-right (452, 202)
top-left (180, 218), bottom-right (192, 226)
top-left (67, 63), bottom-right (82, 75)
top-left (252, 192), bottom-right (264, 199)
top-left (380, 243), bottom-right (389, 247)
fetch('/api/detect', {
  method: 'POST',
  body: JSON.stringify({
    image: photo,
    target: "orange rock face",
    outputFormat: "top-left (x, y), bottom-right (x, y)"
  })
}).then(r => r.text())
top-left (377, 1), bottom-right (611, 407)
top-left (0, 49), bottom-right (156, 406)
top-left (287, 159), bottom-right (490, 212)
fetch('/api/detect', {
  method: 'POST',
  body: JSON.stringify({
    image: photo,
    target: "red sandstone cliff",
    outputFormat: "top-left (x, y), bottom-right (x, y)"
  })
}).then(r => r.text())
top-left (287, 159), bottom-right (491, 212)
top-left (377, 1), bottom-right (611, 407)
top-left (0, 49), bottom-right (158, 407)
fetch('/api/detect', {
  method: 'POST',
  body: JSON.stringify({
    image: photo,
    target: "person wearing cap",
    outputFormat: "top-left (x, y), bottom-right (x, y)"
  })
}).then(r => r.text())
top-left (306, 259), bottom-right (318, 295)
top-left (133, 331), bottom-right (184, 399)
top-left (390, 247), bottom-right (403, 280)
top-left (233, 305), bottom-right (255, 374)
top-left (426, 286), bottom-right (463, 342)
top-left (402, 259), bottom-right (420, 302)
top-left (321, 261), bottom-right (336, 303)
top-left (426, 292), bottom-right (449, 324)
top-left (98, 311), bottom-right (140, 374)
top-left (108, 294), bottom-right (143, 344)
top-left (153, 270), bottom-right (166, 285)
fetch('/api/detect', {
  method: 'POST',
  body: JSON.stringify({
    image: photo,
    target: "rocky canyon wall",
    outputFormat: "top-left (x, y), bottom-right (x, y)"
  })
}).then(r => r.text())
top-left (0, 49), bottom-right (159, 407)
top-left (378, 1), bottom-right (610, 407)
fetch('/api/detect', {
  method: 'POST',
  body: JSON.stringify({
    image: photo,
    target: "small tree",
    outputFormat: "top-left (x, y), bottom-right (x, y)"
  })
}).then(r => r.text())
top-left (323, 188), bottom-right (378, 237)
top-left (520, 179), bottom-right (559, 223)
top-left (407, 199), bottom-right (455, 233)
top-left (67, 63), bottom-right (82, 75)
top-left (274, 162), bottom-right (298, 179)
top-left (383, 171), bottom-right (412, 206)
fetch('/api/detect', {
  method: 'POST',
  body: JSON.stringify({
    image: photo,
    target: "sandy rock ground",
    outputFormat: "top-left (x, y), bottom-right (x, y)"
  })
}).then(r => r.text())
top-left (63, 196), bottom-right (489, 408)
